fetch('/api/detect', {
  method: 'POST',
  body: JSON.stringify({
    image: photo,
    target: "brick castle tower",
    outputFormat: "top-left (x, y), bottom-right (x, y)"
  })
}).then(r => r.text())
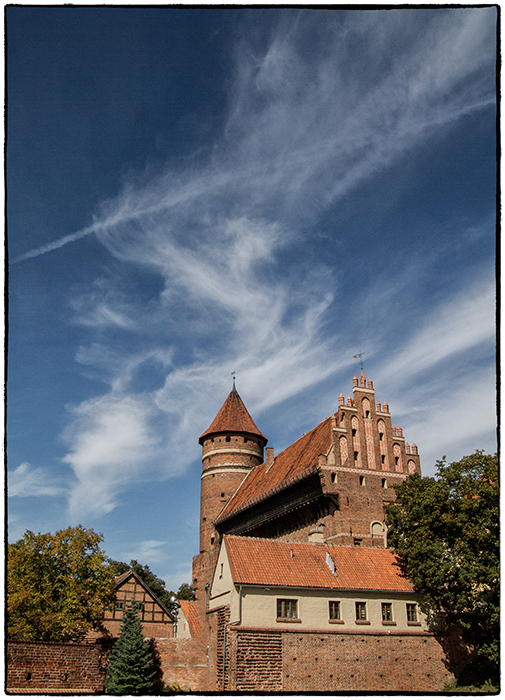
top-left (192, 379), bottom-right (267, 601)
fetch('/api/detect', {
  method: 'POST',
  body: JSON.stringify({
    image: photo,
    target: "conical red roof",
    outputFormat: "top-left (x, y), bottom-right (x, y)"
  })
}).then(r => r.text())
top-left (199, 387), bottom-right (266, 444)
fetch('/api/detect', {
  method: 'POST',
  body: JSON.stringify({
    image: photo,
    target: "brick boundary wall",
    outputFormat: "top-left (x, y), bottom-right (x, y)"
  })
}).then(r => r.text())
top-left (6, 639), bottom-right (111, 693)
top-left (154, 638), bottom-right (209, 692)
top-left (225, 627), bottom-right (462, 693)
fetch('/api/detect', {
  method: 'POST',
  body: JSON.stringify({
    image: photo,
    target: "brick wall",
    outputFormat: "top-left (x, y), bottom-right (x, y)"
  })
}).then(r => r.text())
top-left (6, 640), bottom-right (110, 692)
top-left (222, 628), bottom-right (457, 692)
top-left (231, 630), bottom-right (283, 691)
top-left (154, 637), bottom-right (209, 692)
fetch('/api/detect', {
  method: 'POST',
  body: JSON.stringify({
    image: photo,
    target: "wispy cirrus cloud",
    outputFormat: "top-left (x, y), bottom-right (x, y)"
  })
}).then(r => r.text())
top-left (12, 9), bottom-right (495, 518)
top-left (9, 462), bottom-right (67, 498)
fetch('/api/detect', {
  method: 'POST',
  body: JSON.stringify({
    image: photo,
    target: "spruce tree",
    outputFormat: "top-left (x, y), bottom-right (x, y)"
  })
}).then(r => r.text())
top-left (105, 603), bottom-right (157, 694)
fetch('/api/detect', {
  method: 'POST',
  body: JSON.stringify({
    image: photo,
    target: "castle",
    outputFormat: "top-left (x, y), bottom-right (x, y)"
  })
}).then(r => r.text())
top-left (7, 373), bottom-right (464, 692)
top-left (165, 372), bottom-right (460, 692)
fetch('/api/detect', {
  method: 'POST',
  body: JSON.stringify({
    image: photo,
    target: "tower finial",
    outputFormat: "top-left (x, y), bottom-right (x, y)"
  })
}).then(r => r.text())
top-left (231, 371), bottom-right (236, 392)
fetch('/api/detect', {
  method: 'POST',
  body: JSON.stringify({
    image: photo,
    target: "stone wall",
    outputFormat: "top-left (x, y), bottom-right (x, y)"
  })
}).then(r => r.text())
top-left (6, 640), bottom-right (110, 693)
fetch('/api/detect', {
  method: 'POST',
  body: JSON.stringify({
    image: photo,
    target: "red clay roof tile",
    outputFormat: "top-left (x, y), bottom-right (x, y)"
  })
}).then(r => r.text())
top-left (218, 416), bottom-right (333, 521)
top-left (224, 536), bottom-right (413, 592)
top-left (179, 600), bottom-right (201, 637)
top-left (199, 388), bottom-right (266, 443)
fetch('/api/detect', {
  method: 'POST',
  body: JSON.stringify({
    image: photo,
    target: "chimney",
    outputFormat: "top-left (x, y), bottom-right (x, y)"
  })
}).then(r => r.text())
top-left (265, 447), bottom-right (274, 468)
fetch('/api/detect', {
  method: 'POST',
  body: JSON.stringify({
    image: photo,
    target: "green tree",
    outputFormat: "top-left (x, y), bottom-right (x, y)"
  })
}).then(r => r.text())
top-left (104, 603), bottom-right (157, 694)
top-left (7, 525), bottom-right (116, 642)
top-left (385, 451), bottom-right (499, 683)
top-left (176, 582), bottom-right (195, 601)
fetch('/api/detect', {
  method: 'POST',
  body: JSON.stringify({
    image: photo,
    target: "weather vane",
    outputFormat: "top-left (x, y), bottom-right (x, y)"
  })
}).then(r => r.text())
top-left (231, 371), bottom-right (236, 390)
top-left (353, 352), bottom-right (365, 372)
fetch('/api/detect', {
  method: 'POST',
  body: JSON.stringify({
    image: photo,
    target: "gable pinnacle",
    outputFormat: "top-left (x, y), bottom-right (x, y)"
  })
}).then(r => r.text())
top-left (231, 371), bottom-right (237, 393)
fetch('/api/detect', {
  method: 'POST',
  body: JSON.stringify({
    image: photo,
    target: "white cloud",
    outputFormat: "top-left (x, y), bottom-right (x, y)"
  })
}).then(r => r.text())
top-left (63, 394), bottom-right (169, 518)
top-left (14, 9), bottom-right (495, 521)
top-left (8, 462), bottom-right (66, 498)
top-left (122, 540), bottom-right (167, 566)
top-left (377, 276), bottom-right (495, 381)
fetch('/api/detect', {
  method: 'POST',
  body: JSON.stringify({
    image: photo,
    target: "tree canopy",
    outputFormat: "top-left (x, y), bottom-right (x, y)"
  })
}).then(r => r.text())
top-left (104, 603), bottom-right (157, 694)
top-left (385, 451), bottom-right (498, 682)
top-left (7, 525), bottom-right (116, 642)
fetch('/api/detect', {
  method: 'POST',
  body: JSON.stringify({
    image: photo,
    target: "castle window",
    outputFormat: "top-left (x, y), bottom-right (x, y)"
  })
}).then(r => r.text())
top-left (381, 478), bottom-right (387, 488)
top-left (329, 601), bottom-right (341, 620)
top-left (220, 492), bottom-right (225, 499)
top-left (220, 563), bottom-right (223, 578)
top-left (365, 411), bottom-right (370, 419)
top-left (406, 604), bottom-right (418, 622)
top-left (244, 437), bottom-right (248, 443)
top-left (277, 599), bottom-right (298, 619)
top-left (352, 429), bottom-right (357, 438)
top-left (114, 601), bottom-right (125, 611)
top-left (354, 451), bottom-right (359, 462)
top-left (226, 436), bottom-right (231, 442)
top-left (353, 538), bottom-right (362, 547)
top-left (359, 475), bottom-right (365, 485)
top-left (382, 603), bottom-right (392, 622)
top-left (331, 473), bottom-right (337, 483)
top-left (210, 537), bottom-right (214, 545)
top-left (395, 456), bottom-right (399, 466)
top-left (355, 602), bottom-right (367, 620)
top-left (379, 432), bottom-right (384, 441)
top-left (381, 455), bottom-right (386, 464)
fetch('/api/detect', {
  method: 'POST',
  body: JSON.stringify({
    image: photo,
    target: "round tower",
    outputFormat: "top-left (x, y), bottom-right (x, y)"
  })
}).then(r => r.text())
top-left (192, 380), bottom-right (266, 599)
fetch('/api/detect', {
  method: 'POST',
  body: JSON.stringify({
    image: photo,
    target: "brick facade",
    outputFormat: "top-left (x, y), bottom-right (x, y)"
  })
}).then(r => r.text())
top-left (6, 640), bottom-right (110, 693)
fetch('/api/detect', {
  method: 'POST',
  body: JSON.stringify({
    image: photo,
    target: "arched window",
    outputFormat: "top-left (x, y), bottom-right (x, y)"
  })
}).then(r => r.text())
top-left (362, 398), bottom-right (371, 419)
top-left (371, 521), bottom-right (383, 537)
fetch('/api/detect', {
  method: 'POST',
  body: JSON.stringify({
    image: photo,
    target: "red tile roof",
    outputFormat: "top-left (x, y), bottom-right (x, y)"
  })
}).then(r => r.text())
top-left (179, 600), bottom-right (201, 637)
top-left (199, 388), bottom-right (266, 443)
top-left (224, 536), bottom-right (413, 592)
top-left (217, 416), bottom-right (333, 522)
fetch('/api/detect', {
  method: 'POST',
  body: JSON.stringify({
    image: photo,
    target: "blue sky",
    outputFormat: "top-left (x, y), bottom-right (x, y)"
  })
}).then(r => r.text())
top-left (7, 7), bottom-right (497, 591)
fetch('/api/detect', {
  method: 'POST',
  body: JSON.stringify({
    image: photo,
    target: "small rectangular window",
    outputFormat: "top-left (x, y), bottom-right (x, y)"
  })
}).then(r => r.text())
top-left (406, 603), bottom-right (417, 622)
top-left (382, 603), bottom-right (392, 621)
top-left (352, 429), bottom-right (357, 437)
top-left (355, 602), bottom-right (367, 620)
top-left (114, 601), bottom-right (124, 611)
top-left (329, 601), bottom-right (340, 620)
top-left (354, 452), bottom-right (359, 461)
top-left (359, 475), bottom-right (365, 485)
top-left (277, 599), bottom-right (298, 619)
top-left (353, 538), bottom-right (362, 547)
top-left (381, 455), bottom-right (386, 464)
top-left (381, 478), bottom-right (387, 488)
top-left (379, 432), bottom-right (384, 441)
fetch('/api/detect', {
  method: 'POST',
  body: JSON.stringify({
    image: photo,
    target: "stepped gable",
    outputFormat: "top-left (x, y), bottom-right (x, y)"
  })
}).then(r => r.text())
top-left (217, 415), bottom-right (333, 523)
top-left (199, 386), bottom-right (266, 443)
top-left (224, 535), bottom-right (412, 592)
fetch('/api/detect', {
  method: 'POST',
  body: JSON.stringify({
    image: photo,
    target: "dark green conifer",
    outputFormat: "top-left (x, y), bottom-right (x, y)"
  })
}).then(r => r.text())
top-left (105, 603), bottom-right (157, 694)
